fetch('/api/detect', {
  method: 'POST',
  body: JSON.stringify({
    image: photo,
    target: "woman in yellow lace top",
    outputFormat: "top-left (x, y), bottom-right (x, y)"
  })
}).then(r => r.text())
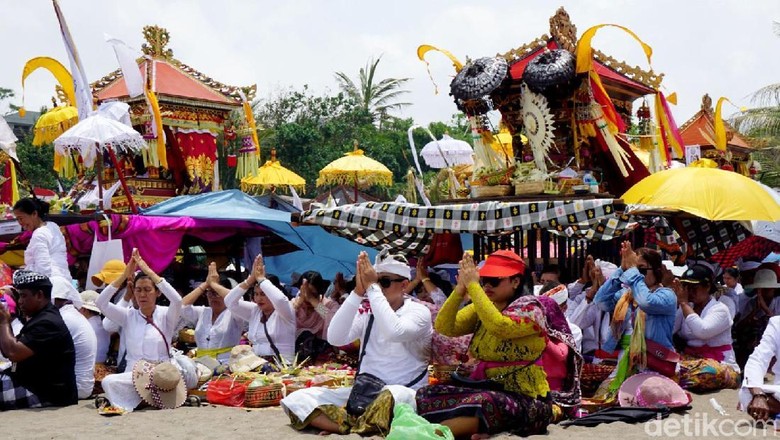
top-left (416, 250), bottom-right (554, 438)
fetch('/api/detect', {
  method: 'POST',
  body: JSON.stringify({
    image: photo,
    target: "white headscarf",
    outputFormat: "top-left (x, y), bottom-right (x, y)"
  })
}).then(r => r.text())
top-left (595, 259), bottom-right (618, 280)
top-left (543, 284), bottom-right (569, 305)
top-left (374, 251), bottom-right (412, 279)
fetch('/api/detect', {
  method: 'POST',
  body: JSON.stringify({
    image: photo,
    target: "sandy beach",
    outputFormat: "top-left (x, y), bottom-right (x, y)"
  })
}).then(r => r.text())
top-left (2, 388), bottom-right (764, 440)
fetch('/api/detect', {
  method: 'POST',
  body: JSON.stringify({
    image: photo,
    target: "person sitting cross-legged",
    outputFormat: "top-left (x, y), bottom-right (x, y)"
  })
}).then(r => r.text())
top-left (0, 270), bottom-right (77, 410)
top-left (281, 251), bottom-right (432, 436)
top-left (416, 251), bottom-right (560, 438)
top-left (95, 249), bottom-right (182, 412)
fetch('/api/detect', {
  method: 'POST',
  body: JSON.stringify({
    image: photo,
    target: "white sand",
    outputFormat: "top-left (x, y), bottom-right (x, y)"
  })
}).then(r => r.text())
top-left (1, 388), bottom-right (761, 439)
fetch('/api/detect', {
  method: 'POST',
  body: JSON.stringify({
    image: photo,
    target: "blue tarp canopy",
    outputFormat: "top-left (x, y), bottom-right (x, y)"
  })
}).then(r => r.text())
top-left (141, 190), bottom-right (375, 280)
top-left (254, 193), bottom-right (301, 213)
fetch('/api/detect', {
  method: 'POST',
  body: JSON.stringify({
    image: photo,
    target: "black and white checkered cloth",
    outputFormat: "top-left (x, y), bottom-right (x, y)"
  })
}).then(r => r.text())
top-left (0, 372), bottom-right (42, 410)
top-left (676, 218), bottom-right (749, 260)
top-left (302, 199), bottom-right (633, 255)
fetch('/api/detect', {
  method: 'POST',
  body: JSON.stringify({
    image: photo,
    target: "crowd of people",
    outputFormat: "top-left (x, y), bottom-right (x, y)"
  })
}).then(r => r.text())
top-left (2, 197), bottom-right (780, 438)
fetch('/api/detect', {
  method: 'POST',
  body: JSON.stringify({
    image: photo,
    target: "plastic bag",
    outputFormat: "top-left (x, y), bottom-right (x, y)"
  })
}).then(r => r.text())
top-left (387, 403), bottom-right (454, 440)
top-left (206, 376), bottom-right (251, 407)
top-left (85, 215), bottom-right (125, 290)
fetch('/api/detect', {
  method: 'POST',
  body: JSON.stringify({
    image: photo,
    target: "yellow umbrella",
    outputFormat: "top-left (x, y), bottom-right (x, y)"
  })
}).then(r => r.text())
top-left (317, 142), bottom-right (393, 201)
top-left (33, 105), bottom-right (78, 146)
top-left (490, 126), bottom-right (528, 160)
top-left (689, 158), bottom-right (718, 168)
top-left (240, 150), bottom-right (306, 194)
top-left (622, 167), bottom-right (780, 221)
top-left (32, 104), bottom-right (79, 179)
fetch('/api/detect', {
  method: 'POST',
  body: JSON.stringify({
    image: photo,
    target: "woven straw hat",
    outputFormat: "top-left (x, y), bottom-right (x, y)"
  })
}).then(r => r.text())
top-left (618, 372), bottom-right (691, 408)
top-left (132, 360), bottom-right (186, 409)
top-left (79, 290), bottom-right (100, 313)
top-left (228, 345), bottom-right (266, 373)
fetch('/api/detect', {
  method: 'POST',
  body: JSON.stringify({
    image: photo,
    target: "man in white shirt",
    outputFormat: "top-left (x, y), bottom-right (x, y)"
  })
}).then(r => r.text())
top-left (741, 317), bottom-right (780, 421)
top-left (79, 290), bottom-right (110, 364)
top-left (281, 251), bottom-right (432, 435)
top-left (51, 276), bottom-right (97, 399)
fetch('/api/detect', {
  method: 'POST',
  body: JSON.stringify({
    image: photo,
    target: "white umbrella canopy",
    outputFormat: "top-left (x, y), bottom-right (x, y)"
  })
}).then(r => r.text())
top-left (54, 113), bottom-right (146, 167)
top-left (751, 183), bottom-right (780, 243)
top-left (0, 115), bottom-right (19, 161)
top-left (420, 134), bottom-right (474, 169)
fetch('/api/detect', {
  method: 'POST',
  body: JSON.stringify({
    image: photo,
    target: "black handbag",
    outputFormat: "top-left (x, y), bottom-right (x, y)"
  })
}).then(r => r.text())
top-left (450, 370), bottom-right (505, 391)
top-left (347, 315), bottom-right (382, 416)
top-left (345, 314), bottom-right (426, 416)
top-left (346, 371), bottom-right (387, 416)
top-left (449, 322), bottom-right (504, 391)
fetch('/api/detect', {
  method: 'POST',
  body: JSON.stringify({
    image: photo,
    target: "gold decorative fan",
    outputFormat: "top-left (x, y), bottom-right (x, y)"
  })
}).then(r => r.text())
top-left (521, 83), bottom-right (555, 173)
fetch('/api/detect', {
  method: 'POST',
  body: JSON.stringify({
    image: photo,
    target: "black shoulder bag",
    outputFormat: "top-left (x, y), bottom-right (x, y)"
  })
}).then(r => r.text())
top-left (262, 316), bottom-right (283, 360)
top-left (346, 313), bottom-right (427, 416)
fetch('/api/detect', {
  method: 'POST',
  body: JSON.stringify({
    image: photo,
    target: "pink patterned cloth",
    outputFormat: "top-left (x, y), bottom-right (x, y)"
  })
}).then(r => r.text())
top-left (63, 214), bottom-right (271, 273)
top-left (412, 298), bottom-right (474, 367)
top-left (683, 344), bottom-right (730, 362)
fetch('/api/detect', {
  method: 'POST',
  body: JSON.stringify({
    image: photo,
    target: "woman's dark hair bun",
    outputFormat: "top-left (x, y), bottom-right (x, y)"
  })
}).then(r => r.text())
top-left (13, 197), bottom-right (50, 219)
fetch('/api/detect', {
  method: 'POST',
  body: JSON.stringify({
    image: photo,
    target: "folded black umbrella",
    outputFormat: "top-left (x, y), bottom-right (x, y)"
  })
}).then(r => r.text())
top-left (560, 406), bottom-right (683, 427)
top-left (522, 49), bottom-right (576, 95)
top-left (450, 57), bottom-right (508, 101)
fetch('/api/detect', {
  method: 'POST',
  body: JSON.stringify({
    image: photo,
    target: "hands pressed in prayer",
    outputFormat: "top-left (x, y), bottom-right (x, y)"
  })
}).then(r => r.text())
top-left (458, 253), bottom-right (479, 287)
top-left (620, 242), bottom-right (638, 271)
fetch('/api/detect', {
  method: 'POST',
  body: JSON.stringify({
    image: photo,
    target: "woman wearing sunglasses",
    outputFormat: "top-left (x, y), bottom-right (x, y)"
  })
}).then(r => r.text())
top-left (417, 250), bottom-right (575, 438)
top-left (592, 242), bottom-right (677, 397)
top-left (180, 262), bottom-right (244, 363)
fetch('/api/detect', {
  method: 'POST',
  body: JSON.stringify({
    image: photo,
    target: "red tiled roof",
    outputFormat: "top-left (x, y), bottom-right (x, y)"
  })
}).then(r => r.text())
top-left (508, 41), bottom-right (655, 96)
top-left (95, 59), bottom-right (236, 105)
top-left (33, 188), bottom-right (56, 197)
top-left (679, 111), bottom-right (752, 149)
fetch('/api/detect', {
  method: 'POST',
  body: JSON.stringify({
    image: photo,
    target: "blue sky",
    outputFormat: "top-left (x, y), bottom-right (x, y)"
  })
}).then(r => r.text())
top-left (2, 0), bottom-right (779, 126)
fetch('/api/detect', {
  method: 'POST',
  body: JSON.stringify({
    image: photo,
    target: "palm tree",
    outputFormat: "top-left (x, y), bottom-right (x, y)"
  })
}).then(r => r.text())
top-left (733, 22), bottom-right (780, 136)
top-left (731, 21), bottom-right (780, 186)
top-left (335, 56), bottom-right (411, 127)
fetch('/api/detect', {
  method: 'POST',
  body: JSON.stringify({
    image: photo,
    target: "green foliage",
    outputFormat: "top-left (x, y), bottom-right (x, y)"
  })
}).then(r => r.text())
top-left (731, 22), bottom-right (780, 188)
top-left (249, 85), bottom-right (469, 199)
top-left (335, 57), bottom-right (411, 127)
top-left (0, 87), bottom-right (19, 112)
top-left (15, 136), bottom-right (59, 191)
top-left (754, 145), bottom-right (780, 188)
top-left (1, 86), bottom-right (67, 192)
top-left (0, 87), bottom-right (14, 103)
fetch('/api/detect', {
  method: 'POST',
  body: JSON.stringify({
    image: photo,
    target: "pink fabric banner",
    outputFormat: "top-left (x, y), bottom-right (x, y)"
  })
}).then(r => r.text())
top-left (63, 214), bottom-right (270, 273)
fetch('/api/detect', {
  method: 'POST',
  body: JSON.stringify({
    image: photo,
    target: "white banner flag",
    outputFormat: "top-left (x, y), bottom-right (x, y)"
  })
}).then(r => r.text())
top-left (52, 0), bottom-right (92, 120)
top-left (105, 34), bottom-right (144, 98)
